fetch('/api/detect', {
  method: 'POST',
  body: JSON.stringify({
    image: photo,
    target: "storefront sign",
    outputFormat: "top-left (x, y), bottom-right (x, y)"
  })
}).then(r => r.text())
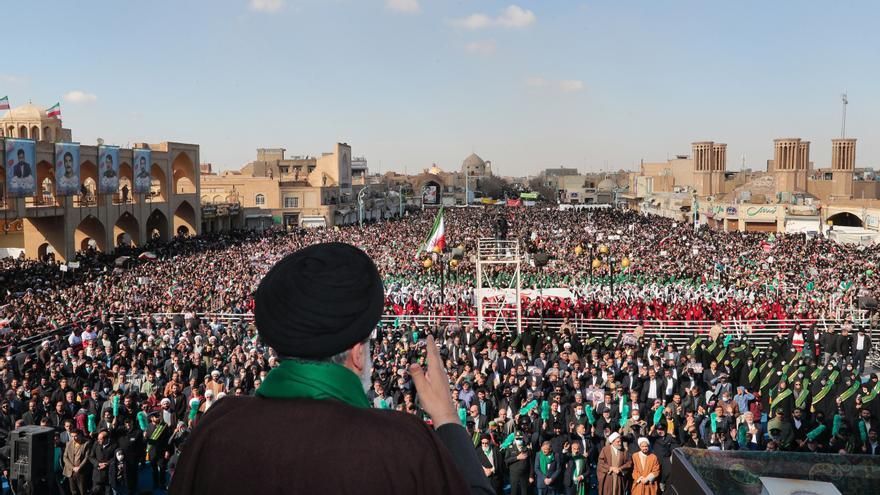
top-left (745, 206), bottom-right (778, 220)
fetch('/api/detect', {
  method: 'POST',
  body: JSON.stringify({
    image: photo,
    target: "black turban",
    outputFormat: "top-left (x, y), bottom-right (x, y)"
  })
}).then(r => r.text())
top-left (255, 242), bottom-right (384, 359)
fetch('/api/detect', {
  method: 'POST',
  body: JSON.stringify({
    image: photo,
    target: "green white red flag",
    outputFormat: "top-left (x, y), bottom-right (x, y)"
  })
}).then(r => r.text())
top-left (418, 207), bottom-right (445, 258)
top-left (46, 102), bottom-right (61, 118)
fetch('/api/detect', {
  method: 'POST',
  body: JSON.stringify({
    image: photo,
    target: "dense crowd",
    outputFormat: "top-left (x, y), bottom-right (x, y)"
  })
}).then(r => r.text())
top-left (0, 206), bottom-right (878, 494)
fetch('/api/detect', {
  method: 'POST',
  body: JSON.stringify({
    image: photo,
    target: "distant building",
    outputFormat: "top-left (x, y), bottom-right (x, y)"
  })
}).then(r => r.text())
top-left (201, 143), bottom-right (394, 228)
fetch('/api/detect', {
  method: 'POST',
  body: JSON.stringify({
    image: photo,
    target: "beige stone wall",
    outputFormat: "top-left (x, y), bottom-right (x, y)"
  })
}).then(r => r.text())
top-left (0, 139), bottom-right (200, 261)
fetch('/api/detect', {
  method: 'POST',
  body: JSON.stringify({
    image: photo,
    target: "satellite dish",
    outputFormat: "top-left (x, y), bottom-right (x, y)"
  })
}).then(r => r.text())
top-left (97, 138), bottom-right (104, 146)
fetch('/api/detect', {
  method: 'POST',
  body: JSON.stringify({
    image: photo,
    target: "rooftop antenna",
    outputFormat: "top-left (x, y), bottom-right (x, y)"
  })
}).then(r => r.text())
top-left (841, 92), bottom-right (848, 138)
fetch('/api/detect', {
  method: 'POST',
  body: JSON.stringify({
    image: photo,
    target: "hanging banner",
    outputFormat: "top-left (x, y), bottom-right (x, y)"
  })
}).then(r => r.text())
top-left (4, 138), bottom-right (36, 197)
top-left (54, 142), bottom-right (81, 196)
top-left (97, 145), bottom-right (120, 194)
top-left (132, 148), bottom-right (151, 194)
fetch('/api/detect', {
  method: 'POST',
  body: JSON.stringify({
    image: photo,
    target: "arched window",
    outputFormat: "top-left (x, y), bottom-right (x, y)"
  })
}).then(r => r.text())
top-left (31, 126), bottom-right (40, 141)
top-left (19, 125), bottom-right (27, 138)
top-left (43, 126), bottom-right (52, 142)
top-left (255, 193), bottom-right (266, 206)
top-left (7, 126), bottom-right (13, 136)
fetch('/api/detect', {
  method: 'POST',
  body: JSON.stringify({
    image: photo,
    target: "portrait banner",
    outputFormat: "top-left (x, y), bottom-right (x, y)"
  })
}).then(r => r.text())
top-left (97, 145), bottom-right (120, 194)
top-left (132, 148), bottom-right (151, 194)
top-left (5, 138), bottom-right (37, 198)
top-left (54, 142), bottom-right (81, 196)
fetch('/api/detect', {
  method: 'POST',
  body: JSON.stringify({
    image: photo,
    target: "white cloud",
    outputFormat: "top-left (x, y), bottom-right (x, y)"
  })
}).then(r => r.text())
top-left (386, 0), bottom-right (419, 13)
top-left (496, 5), bottom-right (536, 28)
top-left (249, 0), bottom-right (283, 13)
top-left (559, 80), bottom-right (584, 92)
top-left (63, 90), bottom-right (97, 104)
top-left (525, 77), bottom-right (547, 87)
top-left (465, 40), bottom-right (496, 56)
top-left (454, 5), bottom-right (535, 30)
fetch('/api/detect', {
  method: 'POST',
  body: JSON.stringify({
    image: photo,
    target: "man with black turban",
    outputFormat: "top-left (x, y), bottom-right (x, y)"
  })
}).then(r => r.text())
top-left (170, 242), bottom-right (492, 495)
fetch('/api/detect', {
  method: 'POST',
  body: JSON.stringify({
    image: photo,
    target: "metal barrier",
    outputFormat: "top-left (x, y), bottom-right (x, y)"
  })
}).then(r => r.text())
top-left (116, 312), bottom-right (873, 349)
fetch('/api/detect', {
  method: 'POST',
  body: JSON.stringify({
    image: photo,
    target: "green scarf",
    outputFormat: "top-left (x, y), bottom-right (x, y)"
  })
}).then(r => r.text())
top-left (571, 455), bottom-right (587, 495)
top-left (748, 367), bottom-right (758, 383)
top-left (795, 388), bottom-right (810, 409)
top-left (538, 451), bottom-right (554, 476)
top-left (256, 359), bottom-right (370, 408)
top-left (838, 381), bottom-right (861, 403)
top-left (770, 388), bottom-right (792, 414)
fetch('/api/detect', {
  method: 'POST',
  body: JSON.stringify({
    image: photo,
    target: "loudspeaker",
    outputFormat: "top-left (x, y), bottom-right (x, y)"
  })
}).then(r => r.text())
top-left (533, 252), bottom-right (550, 267)
top-left (9, 425), bottom-right (55, 495)
top-left (858, 296), bottom-right (877, 311)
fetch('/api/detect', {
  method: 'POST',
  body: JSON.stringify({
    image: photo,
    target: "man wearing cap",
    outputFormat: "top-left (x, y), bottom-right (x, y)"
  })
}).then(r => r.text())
top-left (597, 432), bottom-right (630, 495)
top-left (631, 437), bottom-right (660, 495)
top-left (170, 243), bottom-right (492, 494)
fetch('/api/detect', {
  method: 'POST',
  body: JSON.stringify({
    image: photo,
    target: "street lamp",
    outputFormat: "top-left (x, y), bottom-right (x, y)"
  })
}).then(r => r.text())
top-left (591, 244), bottom-right (629, 299)
top-left (423, 244), bottom-right (465, 303)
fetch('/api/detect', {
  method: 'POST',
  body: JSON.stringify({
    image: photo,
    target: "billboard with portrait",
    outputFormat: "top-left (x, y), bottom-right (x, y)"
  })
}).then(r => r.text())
top-left (54, 142), bottom-right (81, 196)
top-left (97, 145), bottom-right (120, 194)
top-left (4, 138), bottom-right (36, 198)
top-left (422, 182), bottom-right (440, 205)
top-left (132, 148), bottom-right (152, 194)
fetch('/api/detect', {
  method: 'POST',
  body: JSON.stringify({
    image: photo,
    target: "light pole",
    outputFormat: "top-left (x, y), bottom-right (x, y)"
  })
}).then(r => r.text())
top-left (399, 185), bottom-right (404, 218)
top-left (464, 174), bottom-right (482, 206)
top-left (591, 244), bottom-right (629, 299)
top-left (358, 186), bottom-right (370, 227)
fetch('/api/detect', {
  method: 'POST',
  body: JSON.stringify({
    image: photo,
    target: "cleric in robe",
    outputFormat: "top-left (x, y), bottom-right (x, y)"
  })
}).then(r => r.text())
top-left (170, 242), bottom-right (493, 495)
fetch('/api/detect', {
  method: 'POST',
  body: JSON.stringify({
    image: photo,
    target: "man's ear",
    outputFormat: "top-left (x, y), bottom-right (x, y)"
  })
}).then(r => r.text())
top-left (349, 341), bottom-right (366, 373)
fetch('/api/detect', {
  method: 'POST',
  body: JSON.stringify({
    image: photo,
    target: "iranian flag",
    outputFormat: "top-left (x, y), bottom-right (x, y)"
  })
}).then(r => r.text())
top-left (46, 102), bottom-right (61, 118)
top-left (420, 207), bottom-right (446, 257)
top-left (0, 96), bottom-right (9, 111)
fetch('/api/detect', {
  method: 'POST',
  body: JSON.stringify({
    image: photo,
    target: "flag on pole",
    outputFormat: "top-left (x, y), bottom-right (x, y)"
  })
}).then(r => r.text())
top-left (0, 96), bottom-right (9, 110)
top-left (46, 102), bottom-right (61, 118)
top-left (418, 206), bottom-right (445, 257)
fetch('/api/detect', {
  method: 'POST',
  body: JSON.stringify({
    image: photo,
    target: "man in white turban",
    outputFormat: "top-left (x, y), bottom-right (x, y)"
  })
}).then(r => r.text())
top-left (631, 437), bottom-right (660, 495)
top-left (597, 432), bottom-right (630, 495)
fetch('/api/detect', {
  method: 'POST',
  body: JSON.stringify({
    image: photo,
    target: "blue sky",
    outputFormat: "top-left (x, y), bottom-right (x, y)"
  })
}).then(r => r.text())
top-left (4, 1), bottom-right (879, 176)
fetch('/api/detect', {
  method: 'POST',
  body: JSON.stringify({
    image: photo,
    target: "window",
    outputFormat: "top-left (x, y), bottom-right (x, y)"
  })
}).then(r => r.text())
top-left (255, 194), bottom-right (266, 206)
top-left (284, 196), bottom-right (298, 208)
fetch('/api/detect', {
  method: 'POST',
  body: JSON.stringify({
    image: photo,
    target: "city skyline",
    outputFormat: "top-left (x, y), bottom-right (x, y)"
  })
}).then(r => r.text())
top-left (4, 0), bottom-right (879, 176)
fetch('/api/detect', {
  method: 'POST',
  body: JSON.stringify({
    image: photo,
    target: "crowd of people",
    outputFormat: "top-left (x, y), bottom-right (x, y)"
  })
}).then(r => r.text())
top-left (0, 205), bottom-right (878, 494)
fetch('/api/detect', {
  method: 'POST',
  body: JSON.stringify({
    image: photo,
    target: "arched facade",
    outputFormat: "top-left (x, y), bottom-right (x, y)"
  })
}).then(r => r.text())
top-left (174, 200), bottom-right (196, 236)
top-left (172, 152), bottom-right (197, 195)
top-left (827, 211), bottom-right (863, 227)
top-left (151, 163), bottom-right (168, 202)
top-left (118, 162), bottom-right (133, 203)
top-left (35, 160), bottom-right (57, 206)
top-left (74, 215), bottom-right (107, 252)
top-left (0, 106), bottom-right (200, 260)
top-left (114, 212), bottom-right (140, 247)
top-left (146, 209), bottom-right (170, 242)
top-left (80, 160), bottom-right (98, 205)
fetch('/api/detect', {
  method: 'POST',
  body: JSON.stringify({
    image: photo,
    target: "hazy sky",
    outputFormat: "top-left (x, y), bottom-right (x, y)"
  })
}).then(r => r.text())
top-left (5, 1), bottom-right (879, 176)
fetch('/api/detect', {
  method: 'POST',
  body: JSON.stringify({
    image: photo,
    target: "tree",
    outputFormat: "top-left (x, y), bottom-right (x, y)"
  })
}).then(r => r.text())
top-left (478, 175), bottom-right (515, 199)
top-left (528, 177), bottom-right (556, 203)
